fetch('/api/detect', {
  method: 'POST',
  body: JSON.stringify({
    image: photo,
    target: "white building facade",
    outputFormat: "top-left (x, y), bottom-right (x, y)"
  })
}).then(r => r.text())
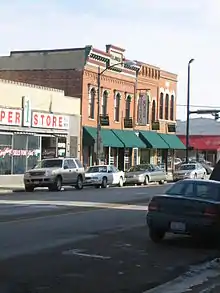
top-left (0, 79), bottom-right (81, 175)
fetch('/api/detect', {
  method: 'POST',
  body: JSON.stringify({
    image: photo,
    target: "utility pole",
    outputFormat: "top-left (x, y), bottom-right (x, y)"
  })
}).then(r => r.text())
top-left (186, 58), bottom-right (194, 163)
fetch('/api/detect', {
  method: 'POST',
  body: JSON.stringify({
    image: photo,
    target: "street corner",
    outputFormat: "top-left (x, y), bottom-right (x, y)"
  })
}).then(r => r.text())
top-left (1, 226), bottom-right (219, 293)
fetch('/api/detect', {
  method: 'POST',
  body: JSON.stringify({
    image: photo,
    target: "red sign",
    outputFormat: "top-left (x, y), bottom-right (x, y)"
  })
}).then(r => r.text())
top-left (32, 112), bottom-right (69, 130)
top-left (0, 108), bottom-right (22, 126)
top-left (178, 135), bottom-right (220, 150)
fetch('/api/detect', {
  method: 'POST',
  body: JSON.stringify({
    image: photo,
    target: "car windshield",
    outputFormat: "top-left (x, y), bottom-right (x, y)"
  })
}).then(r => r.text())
top-left (35, 159), bottom-right (63, 168)
top-left (128, 165), bottom-right (150, 172)
top-left (179, 164), bottom-right (196, 170)
top-left (87, 166), bottom-right (107, 173)
top-left (166, 181), bottom-right (220, 201)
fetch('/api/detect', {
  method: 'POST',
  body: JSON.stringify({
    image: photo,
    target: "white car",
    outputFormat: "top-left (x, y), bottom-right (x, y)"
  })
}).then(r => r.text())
top-left (85, 165), bottom-right (125, 188)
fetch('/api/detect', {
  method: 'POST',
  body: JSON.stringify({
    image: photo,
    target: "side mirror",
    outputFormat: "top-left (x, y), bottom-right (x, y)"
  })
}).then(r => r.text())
top-left (64, 165), bottom-right (68, 170)
top-left (108, 170), bottom-right (112, 173)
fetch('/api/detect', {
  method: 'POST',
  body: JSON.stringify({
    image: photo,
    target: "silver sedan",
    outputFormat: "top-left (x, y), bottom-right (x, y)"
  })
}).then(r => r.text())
top-left (173, 163), bottom-right (207, 181)
top-left (125, 164), bottom-right (167, 185)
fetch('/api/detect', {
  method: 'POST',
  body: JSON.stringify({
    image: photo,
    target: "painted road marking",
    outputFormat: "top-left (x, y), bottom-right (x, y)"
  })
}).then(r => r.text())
top-left (0, 200), bottom-right (148, 211)
top-left (62, 249), bottom-right (111, 260)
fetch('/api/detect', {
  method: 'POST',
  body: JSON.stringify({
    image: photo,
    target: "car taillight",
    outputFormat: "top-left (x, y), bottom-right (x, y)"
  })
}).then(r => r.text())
top-left (203, 207), bottom-right (218, 217)
top-left (148, 201), bottom-right (159, 211)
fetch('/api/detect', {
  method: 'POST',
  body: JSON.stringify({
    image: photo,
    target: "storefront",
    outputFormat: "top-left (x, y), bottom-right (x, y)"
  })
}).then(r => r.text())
top-left (82, 127), bottom-right (146, 171)
top-left (0, 105), bottom-right (71, 174)
top-left (0, 104), bottom-right (82, 175)
top-left (0, 79), bottom-right (81, 180)
top-left (178, 135), bottom-right (220, 165)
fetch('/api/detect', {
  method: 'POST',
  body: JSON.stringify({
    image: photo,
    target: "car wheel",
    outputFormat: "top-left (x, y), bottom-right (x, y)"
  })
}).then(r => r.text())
top-left (118, 177), bottom-right (123, 187)
top-left (159, 180), bottom-right (164, 185)
top-left (101, 177), bottom-right (107, 188)
top-left (95, 185), bottom-right (100, 189)
top-left (144, 176), bottom-right (149, 185)
top-left (75, 175), bottom-right (83, 190)
top-left (25, 185), bottom-right (34, 192)
top-left (53, 176), bottom-right (62, 191)
top-left (149, 229), bottom-right (165, 243)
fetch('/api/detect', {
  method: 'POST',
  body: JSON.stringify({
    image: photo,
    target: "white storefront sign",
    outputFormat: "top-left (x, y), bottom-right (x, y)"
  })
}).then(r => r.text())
top-left (0, 108), bottom-right (22, 126)
top-left (32, 112), bottom-right (69, 130)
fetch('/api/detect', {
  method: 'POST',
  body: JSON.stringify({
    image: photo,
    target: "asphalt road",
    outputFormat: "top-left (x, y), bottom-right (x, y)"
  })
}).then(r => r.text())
top-left (0, 184), bottom-right (219, 293)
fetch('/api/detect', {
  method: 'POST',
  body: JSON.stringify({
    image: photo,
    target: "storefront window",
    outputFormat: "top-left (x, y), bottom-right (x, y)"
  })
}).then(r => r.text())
top-left (0, 134), bottom-right (12, 174)
top-left (27, 136), bottom-right (41, 170)
top-left (13, 134), bottom-right (28, 174)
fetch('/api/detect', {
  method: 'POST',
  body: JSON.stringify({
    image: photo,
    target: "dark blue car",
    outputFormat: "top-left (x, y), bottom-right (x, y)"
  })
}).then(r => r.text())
top-left (147, 179), bottom-right (220, 243)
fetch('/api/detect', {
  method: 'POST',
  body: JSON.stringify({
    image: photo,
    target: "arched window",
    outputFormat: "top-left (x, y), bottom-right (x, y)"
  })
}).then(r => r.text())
top-left (114, 93), bottom-right (121, 122)
top-left (102, 90), bottom-right (108, 116)
top-left (159, 93), bottom-right (164, 119)
top-left (165, 94), bottom-right (169, 120)
top-left (152, 100), bottom-right (156, 122)
top-left (88, 87), bottom-right (95, 119)
top-left (170, 95), bottom-right (174, 120)
top-left (125, 95), bottom-right (132, 119)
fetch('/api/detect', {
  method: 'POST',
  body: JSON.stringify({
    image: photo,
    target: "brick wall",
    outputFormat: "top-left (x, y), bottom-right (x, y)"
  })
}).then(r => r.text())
top-left (0, 69), bottom-right (83, 98)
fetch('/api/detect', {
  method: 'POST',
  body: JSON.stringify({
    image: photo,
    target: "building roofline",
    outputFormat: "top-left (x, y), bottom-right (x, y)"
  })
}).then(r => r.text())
top-left (0, 78), bottom-right (64, 93)
top-left (10, 47), bottom-right (87, 55)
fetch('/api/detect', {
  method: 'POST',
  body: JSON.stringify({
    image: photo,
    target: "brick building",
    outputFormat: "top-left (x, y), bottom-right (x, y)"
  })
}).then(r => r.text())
top-left (0, 45), bottom-right (185, 170)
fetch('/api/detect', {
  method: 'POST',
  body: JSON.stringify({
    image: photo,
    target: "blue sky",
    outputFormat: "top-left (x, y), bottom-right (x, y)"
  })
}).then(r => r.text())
top-left (1, 0), bottom-right (220, 120)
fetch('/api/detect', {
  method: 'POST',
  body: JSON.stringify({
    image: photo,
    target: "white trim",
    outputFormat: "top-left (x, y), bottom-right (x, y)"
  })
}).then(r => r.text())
top-left (159, 87), bottom-right (165, 94)
top-left (86, 62), bottom-right (106, 70)
top-left (90, 51), bottom-right (110, 60)
top-left (86, 62), bottom-right (136, 78)
top-left (164, 88), bottom-right (170, 96)
top-left (170, 90), bottom-right (176, 97)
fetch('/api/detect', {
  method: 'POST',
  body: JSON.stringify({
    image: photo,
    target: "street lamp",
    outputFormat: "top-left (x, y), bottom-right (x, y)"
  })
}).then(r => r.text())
top-left (185, 58), bottom-right (194, 163)
top-left (96, 60), bottom-right (137, 164)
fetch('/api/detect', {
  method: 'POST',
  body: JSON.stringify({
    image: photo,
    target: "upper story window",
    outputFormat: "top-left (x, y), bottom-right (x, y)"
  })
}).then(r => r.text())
top-left (159, 92), bottom-right (164, 119)
top-left (88, 87), bottom-right (96, 119)
top-left (170, 95), bottom-right (175, 120)
top-left (101, 90), bottom-right (108, 116)
top-left (125, 95), bottom-right (132, 119)
top-left (151, 100), bottom-right (156, 122)
top-left (114, 92), bottom-right (121, 122)
top-left (165, 94), bottom-right (169, 120)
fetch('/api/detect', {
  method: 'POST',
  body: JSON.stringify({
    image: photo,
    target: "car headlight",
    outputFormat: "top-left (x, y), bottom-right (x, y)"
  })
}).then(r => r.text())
top-left (24, 172), bottom-right (30, 177)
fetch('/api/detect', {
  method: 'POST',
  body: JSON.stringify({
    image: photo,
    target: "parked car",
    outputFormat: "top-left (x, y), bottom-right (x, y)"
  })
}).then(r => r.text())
top-left (23, 157), bottom-right (85, 192)
top-left (125, 164), bottom-right (166, 185)
top-left (147, 179), bottom-right (220, 243)
top-left (200, 162), bottom-right (213, 175)
top-left (173, 163), bottom-right (206, 181)
top-left (84, 165), bottom-right (125, 188)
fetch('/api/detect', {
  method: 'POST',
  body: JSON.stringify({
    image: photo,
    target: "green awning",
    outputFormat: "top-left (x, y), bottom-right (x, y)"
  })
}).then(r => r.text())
top-left (159, 133), bottom-right (186, 150)
top-left (139, 131), bottom-right (169, 149)
top-left (112, 129), bottom-right (146, 148)
top-left (83, 127), bottom-right (124, 148)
